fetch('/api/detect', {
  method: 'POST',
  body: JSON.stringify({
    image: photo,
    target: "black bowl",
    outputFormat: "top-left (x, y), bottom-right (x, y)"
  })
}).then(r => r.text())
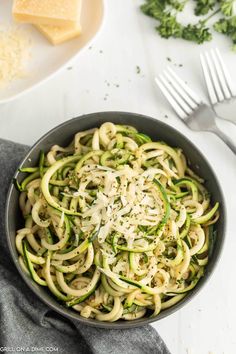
top-left (5, 112), bottom-right (226, 328)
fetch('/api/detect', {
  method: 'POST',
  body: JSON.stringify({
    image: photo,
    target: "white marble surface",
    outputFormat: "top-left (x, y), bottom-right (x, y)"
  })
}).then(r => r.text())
top-left (0, 1), bottom-right (236, 353)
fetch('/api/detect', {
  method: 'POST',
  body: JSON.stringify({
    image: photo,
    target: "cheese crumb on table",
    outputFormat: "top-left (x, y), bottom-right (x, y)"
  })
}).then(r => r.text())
top-left (0, 26), bottom-right (31, 87)
top-left (13, 0), bottom-right (82, 27)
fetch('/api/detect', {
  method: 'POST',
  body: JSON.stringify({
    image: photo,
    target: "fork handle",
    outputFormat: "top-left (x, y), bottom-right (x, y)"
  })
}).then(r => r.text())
top-left (210, 125), bottom-right (236, 155)
top-left (216, 115), bottom-right (236, 125)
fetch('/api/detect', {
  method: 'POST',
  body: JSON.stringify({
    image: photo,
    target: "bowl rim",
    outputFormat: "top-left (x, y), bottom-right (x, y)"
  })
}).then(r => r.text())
top-left (5, 111), bottom-right (226, 329)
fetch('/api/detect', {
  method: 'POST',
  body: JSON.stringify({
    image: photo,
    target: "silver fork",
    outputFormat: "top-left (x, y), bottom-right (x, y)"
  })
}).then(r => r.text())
top-left (200, 48), bottom-right (236, 124)
top-left (155, 67), bottom-right (236, 155)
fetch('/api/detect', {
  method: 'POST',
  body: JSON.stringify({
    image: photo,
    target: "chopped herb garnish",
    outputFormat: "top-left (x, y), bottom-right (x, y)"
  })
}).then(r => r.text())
top-left (214, 16), bottom-right (236, 49)
top-left (182, 22), bottom-right (212, 44)
top-left (156, 13), bottom-right (183, 38)
top-left (141, 0), bottom-right (236, 50)
top-left (220, 0), bottom-right (235, 17)
top-left (194, 0), bottom-right (216, 16)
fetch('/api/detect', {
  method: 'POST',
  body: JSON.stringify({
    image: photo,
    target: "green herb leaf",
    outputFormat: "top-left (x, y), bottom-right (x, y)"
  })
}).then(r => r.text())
top-left (141, 0), bottom-right (166, 20)
top-left (156, 13), bottom-right (183, 38)
top-left (169, 0), bottom-right (188, 11)
top-left (220, 0), bottom-right (235, 17)
top-left (194, 0), bottom-right (217, 16)
top-left (214, 16), bottom-right (236, 47)
top-left (214, 18), bottom-right (229, 33)
top-left (182, 22), bottom-right (212, 43)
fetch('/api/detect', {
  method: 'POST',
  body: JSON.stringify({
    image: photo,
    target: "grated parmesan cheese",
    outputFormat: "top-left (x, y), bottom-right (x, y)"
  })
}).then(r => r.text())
top-left (0, 26), bottom-right (31, 87)
top-left (77, 164), bottom-right (164, 248)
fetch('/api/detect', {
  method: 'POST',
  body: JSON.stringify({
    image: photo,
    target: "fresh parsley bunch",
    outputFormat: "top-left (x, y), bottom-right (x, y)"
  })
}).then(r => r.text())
top-left (141, 0), bottom-right (236, 49)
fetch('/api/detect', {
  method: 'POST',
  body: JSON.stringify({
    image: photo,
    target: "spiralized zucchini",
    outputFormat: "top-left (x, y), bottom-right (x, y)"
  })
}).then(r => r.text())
top-left (15, 122), bottom-right (219, 322)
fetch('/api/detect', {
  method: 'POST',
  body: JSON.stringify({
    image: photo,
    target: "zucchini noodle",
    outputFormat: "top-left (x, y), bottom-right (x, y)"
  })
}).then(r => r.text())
top-left (14, 122), bottom-right (220, 322)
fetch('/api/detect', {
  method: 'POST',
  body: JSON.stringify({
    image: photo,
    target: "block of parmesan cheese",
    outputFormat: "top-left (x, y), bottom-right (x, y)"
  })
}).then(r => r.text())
top-left (13, 0), bottom-right (82, 27)
top-left (36, 23), bottom-right (82, 45)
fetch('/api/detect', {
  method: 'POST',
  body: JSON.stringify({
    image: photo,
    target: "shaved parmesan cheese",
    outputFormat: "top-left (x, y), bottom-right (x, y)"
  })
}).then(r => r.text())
top-left (98, 222), bottom-right (112, 243)
top-left (75, 163), bottom-right (165, 246)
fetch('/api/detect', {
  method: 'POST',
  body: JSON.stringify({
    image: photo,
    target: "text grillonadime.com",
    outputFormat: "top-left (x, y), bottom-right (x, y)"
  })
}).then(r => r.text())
top-left (0, 347), bottom-right (59, 353)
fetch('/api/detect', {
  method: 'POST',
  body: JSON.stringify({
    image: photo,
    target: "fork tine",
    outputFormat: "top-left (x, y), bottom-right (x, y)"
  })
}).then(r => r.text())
top-left (205, 51), bottom-right (224, 102)
top-left (155, 78), bottom-right (187, 119)
top-left (167, 67), bottom-right (201, 105)
top-left (210, 49), bottom-right (231, 100)
top-left (215, 48), bottom-right (236, 97)
top-left (163, 70), bottom-right (198, 110)
top-left (159, 74), bottom-right (194, 116)
top-left (200, 53), bottom-right (218, 105)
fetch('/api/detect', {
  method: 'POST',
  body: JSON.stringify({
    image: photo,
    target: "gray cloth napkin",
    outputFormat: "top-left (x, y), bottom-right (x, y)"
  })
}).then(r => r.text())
top-left (0, 139), bottom-right (171, 354)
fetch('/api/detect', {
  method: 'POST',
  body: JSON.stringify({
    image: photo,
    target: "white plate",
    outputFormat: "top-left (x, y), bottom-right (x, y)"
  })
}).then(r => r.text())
top-left (0, 0), bottom-right (105, 103)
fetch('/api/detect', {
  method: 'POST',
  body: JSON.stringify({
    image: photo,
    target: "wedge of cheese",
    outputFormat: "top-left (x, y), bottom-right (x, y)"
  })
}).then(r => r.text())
top-left (36, 23), bottom-right (82, 45)
top-left (13, 0), bottom-right (82, 27)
